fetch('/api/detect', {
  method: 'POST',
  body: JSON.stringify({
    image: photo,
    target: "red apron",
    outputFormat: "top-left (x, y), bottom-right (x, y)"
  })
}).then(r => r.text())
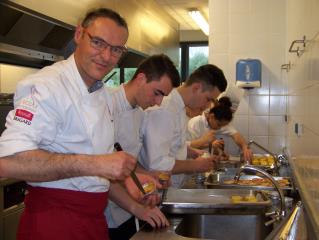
top-left (17, 186), bottom-right (109, 240)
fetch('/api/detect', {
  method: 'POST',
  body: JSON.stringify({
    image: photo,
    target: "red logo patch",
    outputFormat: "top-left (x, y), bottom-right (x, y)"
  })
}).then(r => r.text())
top-left (15, 109), bottom-right (34, 121)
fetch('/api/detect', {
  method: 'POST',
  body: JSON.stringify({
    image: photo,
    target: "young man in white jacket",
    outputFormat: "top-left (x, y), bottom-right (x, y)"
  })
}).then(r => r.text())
top-left (139, 64), bottom-right (228, 187)
top-left (106, 54), bottom-right (180, 240)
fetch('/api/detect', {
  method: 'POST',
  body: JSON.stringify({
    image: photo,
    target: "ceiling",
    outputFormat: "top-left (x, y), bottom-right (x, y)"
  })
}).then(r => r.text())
top-left (154, 0), bottom-right (208, 31)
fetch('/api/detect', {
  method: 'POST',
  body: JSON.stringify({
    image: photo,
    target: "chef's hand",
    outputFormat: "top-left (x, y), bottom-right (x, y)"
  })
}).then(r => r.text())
top-left (187, 146), bottom-right (205, 159)
top-left (194, 155), bottom-right (216, 172)
top-left (133, 205), bottom-right (169, 228)
top-left (125, 173), bottom-right (161, 207)
top-left (212, 139), bottom-right (224, 149)
top-left (200, 130), bottom-right (216, 144)
top-left (242, 147), bottom-right (253, 163)
top-left (98, 151), bottom-right (136, 180)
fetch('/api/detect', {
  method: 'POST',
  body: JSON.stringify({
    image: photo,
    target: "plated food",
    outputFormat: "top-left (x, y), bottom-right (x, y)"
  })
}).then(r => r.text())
top-left (231, 195), bottom-right (258, 203)
top-left (224, 178), bottom-right (290, 187)
top-left (142, 181), bottom-right (156, 194)
top-left (251, 155), bottom-right (275, 166)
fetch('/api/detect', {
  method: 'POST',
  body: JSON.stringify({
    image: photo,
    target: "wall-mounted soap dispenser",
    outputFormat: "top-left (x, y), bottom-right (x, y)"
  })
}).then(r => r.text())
top-left (236, 59), bottom-right (261, 89)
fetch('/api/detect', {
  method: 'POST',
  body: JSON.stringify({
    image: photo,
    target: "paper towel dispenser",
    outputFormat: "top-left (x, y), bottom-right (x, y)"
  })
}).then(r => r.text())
top-left (236, 59), bottom-right (261, 89)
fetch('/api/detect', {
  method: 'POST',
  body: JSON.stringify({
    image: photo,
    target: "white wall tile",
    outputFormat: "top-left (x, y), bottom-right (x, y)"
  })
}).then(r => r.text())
top-left (269, 116), bottom-right (286, 136)
top-left (229, 0), bottom-right (250, 14)
top-left (230, 13), bottom-right (250, 35)
top-left (249, 136), bottom-right (269, 154)
top-left (269, 136), bottom-right (286, 154)
top-left (210, 54), bottom-right (230, 76)
top-left (249, 115), bottom-right (269, 135)
top-left (251, 0), bottom-right (270, 16)
top-left (229, 34), bottom-right (250, 54)
top-left (236, 94), bottom-right (249, 115)
top-left (232, 115), bottom-right (249, 136)
top-left (249, 95), bottom-right (269, 115)
top-left (307, 84), bottom-right (319, 135)
top-left (211, 34), bottom-right (229, 54)
top-left (211, 4), bottom-right (229, 35)
top-left (270, 96), bottom-right (287, 115)
top-left (270, 0), bottom-right (287, 34)
top-left (288, 94), bottom-right (306, 116)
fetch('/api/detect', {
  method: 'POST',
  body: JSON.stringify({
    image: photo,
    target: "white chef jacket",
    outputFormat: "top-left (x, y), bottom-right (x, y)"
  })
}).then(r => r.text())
top-left (187, 113), bottom-right (238, 154)
top-left (0, 55), bottom-right (114, 192)
top-left (187, 113), bottom-right (237, 140)
top-left (139, 89), bottom-right (188, 187)
top-left (105, 84), bottom-right (144, 228)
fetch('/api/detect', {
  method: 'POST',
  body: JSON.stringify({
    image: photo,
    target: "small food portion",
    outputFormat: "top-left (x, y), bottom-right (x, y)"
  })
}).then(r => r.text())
top-left (159, 172), bottom-right (170, 181)
top-left (142, 181), bottom-right (156, 195)
top-left (224, 178), bottom-right (290, 187)
top-left (231, 195), bottom-right (242, 203)
top-left (231, 194), bottom-right (257, 203)
top-left (252, 155), bottom-right (275, 166)
top-left (158, 172), bottom-right (170, 188)
top-left (244, 195), bottom-right (257, 202)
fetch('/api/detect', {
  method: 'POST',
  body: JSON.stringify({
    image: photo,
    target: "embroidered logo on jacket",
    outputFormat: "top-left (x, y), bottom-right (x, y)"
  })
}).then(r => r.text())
top-left (14, 109), bottom-right (33, 125)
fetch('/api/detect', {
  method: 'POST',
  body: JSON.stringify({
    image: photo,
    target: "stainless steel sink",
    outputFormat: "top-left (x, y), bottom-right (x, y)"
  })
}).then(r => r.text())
top-left (161, 188), bottom-right (272, 240)
top-left (175, 213), bottom-right (271, 240)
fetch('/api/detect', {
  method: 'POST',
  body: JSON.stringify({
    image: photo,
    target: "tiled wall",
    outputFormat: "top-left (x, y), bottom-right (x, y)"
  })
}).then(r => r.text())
top-left (286, 0), bottom-right (319, 157)
top-left (209, 0), bottom-right (319, 229)
top-left (209, 0), bottom-right (287, 155)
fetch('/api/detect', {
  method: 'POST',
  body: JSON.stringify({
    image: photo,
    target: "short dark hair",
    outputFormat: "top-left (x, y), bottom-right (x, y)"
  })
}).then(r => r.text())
top-left (185, 64), bottom-right (227, 92)
top-left (132, 54), bottom-right (180, 87)
top-left (209, 97), bottom-right (233, 122)
top-left (81, 8), bottom-right (128, 31)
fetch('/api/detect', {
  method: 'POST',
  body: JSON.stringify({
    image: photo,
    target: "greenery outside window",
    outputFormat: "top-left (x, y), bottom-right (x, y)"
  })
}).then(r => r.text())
top-left (103, 68), bottom-right (120, 88)
top-left (124, 68), bottom-right (137, 83)
top-left (180, 41), bottom-right (208, 82)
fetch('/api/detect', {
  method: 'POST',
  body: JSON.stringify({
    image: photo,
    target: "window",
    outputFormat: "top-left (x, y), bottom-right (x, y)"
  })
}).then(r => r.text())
top-left (103, 68), bottom-right (120, 88)
top-left (188, 46), bottom-right (208, 75)
top-left (180, 41), bottom-right (208, 81)
top-left (103, 67), bottom-right (138, 87)
top-left (124, 68), bottom-right (137, 83)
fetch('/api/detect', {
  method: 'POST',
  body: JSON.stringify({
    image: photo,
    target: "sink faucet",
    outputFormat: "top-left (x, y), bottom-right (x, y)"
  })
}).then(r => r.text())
top-left (248, 140), bottom-right (282, 173)
top-left (248, 140), bottom-right (290, 170)
top-left (234, 165), bottom-right (286, 224)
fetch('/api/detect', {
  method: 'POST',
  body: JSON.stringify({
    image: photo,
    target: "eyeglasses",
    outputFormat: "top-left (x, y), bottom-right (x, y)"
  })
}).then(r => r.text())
top-left (85, 31), bottom-right (127, 58)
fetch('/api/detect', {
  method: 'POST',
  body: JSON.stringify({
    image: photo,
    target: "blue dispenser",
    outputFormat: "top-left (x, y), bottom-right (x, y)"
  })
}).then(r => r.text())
top-left (236, 59), bottom-right (261, 89)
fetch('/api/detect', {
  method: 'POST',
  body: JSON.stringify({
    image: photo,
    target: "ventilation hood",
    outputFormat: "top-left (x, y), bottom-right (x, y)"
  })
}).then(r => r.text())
top-left (0, 1), bottom-right (150, 69)
top-left (0, 1), bottom-right (75, 67)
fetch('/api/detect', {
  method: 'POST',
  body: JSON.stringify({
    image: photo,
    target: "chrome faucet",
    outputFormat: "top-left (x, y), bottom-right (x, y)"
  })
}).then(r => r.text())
top-left (248, 140), bottom-right (276, 159)
top-left (248, 140), bottom-right (290, 169)
top-left (234, 165), bottom-right (286, 225)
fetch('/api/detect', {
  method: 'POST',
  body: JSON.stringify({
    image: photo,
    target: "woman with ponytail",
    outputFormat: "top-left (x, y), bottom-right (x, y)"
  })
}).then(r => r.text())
top-left (187, 97), bottom-right (252, 162)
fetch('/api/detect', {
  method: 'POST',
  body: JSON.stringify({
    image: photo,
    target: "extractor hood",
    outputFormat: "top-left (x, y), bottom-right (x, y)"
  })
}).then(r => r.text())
top-left (0, 1), bottom-right (75, 67)
top-left (0, 1), bottom-right (149, 69)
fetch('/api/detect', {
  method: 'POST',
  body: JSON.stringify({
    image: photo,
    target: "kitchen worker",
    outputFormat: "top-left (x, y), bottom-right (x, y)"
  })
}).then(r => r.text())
top-left (106, 53), bottom-right (180, 240)
top-left (187, 97), bottom-right (233, 157)
top-left (187, 98), bottom-right (253, 162)
top-left (0, 8), bottom-right (168, 240)
top-left (139, 64), bottom-right (228, 187)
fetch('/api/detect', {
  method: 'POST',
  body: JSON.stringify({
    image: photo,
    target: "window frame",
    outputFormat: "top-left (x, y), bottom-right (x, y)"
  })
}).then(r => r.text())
top-left (180, 41), bottom-right (208, 82)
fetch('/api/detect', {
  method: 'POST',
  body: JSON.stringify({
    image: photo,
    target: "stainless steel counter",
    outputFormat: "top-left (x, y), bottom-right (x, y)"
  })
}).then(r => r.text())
top-left (131, 216), bottom-right (185, 240)
top-left (132, 187), bottom-right (272, 240)
top-left (130, 168), bottom-right (307, 240)
top-left (289, 156), bottom-right (319, 239)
